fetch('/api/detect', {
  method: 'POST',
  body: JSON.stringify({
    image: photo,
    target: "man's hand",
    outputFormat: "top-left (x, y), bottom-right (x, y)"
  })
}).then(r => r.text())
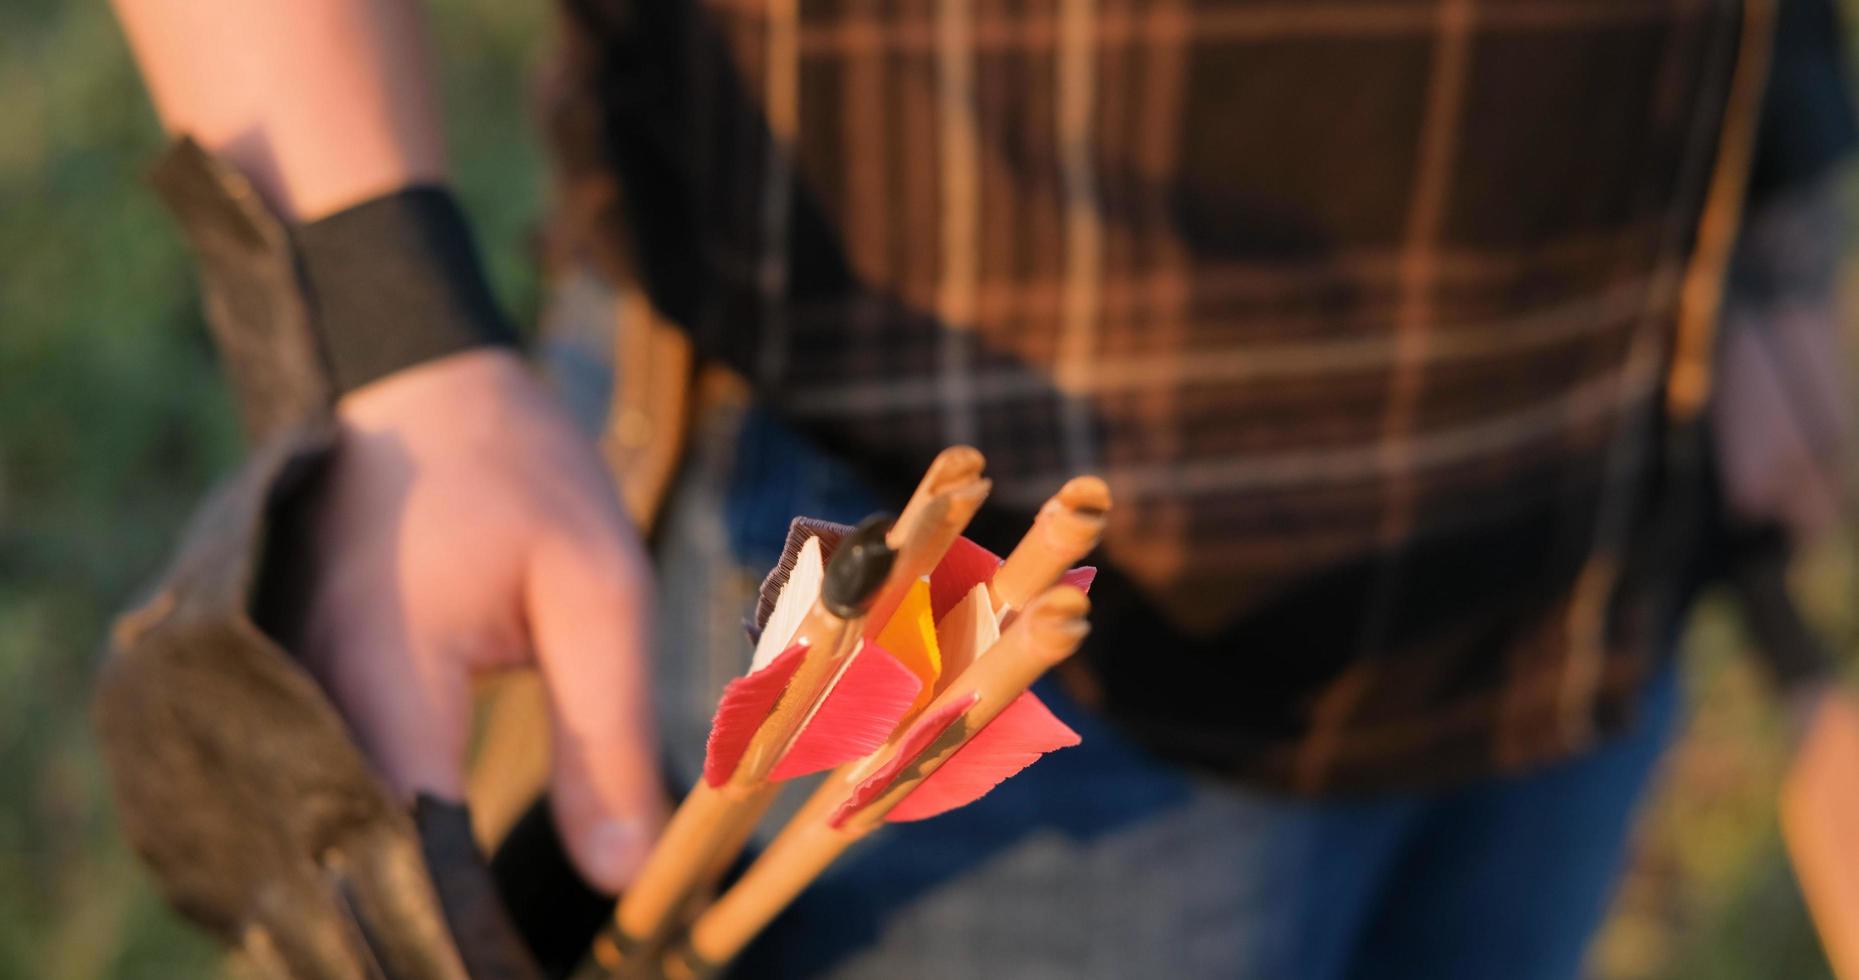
top-left (1710, 178), bottom-right (1851, 548)
top-left (299, 348), bottom-right (664, 894)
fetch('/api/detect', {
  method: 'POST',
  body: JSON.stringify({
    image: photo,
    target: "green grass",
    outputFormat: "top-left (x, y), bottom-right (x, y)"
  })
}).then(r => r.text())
top-left (0, 1), bottom-right (1852, 977)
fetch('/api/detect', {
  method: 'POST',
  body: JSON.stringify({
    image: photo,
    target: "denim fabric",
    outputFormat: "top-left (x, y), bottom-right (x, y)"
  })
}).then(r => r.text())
top-left (721, 407), bottom-right (889, 570)
top-left (733, 668), bottom-right (1678, 980)
top-left (652, 405), bottom-right (1680, 980)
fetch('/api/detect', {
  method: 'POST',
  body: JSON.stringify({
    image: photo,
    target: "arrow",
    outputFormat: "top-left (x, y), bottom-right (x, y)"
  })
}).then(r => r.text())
top-left (663, 585), bottom-right (1096, 977)
top-left (652, 478), bottom-right (1112, 977)
top-left (588, 449), bottom-right (993, 973)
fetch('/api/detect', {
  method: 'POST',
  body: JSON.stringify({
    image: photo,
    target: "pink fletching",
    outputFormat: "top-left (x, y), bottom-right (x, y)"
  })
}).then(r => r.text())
top-left (929, 537), bottom-right (1003, 622)
top-left (884, 692), bottom-right (1081, 822)
top-left (770, 643), bottom-right (922, 781)
top-left (701, 643), bottom-right (806, 787)
top-left (831, 694), bottom-right (976, 827)
top-left (1060, 565), bottom-right (1097, 593)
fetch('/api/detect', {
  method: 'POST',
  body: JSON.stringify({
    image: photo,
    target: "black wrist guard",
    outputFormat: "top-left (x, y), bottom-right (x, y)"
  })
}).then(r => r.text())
top-left (294, 187), bottom-right (520, 394)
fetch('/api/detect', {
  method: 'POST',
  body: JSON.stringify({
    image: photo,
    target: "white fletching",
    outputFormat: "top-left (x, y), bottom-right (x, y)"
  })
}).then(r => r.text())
top-left (751, 535), bottom-right (824, 672)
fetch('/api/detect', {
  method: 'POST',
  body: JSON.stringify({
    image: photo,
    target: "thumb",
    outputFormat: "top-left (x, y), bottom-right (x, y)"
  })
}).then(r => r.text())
top-left (527, 532), bottom-right (667, 894)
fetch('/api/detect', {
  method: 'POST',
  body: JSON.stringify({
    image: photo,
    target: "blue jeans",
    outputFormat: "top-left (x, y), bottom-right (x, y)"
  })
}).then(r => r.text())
top-left (652, 405), bottom-right (1680, 980)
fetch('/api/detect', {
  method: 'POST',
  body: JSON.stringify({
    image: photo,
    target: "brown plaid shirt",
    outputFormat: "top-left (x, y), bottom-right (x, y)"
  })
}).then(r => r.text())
top-left (548, 0), bottom-right (1768, 792)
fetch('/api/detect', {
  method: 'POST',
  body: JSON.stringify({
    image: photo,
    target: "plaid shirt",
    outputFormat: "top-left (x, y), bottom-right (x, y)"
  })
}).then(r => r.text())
top-left (549, 0), bottom-right (1767, 792)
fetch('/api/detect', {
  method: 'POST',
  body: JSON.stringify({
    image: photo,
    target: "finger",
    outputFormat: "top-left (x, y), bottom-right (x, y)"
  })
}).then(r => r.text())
top-left (304, 573), bottom-right (474, 803)
top-left (527, 529), bottom-right (667, 894)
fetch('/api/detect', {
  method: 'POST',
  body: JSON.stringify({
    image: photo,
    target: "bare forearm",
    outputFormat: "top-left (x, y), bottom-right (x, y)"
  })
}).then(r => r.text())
top-left (112, 0), bottom-right (447, 220)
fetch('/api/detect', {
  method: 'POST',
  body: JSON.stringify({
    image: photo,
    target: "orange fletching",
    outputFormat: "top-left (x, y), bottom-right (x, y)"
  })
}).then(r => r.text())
top-left (875, 578), bottom-right (942, 715)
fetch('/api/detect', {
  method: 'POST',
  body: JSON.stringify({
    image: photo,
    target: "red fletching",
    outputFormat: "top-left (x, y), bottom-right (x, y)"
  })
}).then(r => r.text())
top-left (831, 694), bottom-right (976, 827)
top-left (711, 529), bottom-right (1092, 795)
top-left (929, 537), bottom-right (1003, 622)
top-left (770, 643), bottom-right (922, 781)
top-left (884, 692), bottom-right (1080, 822)
top-left (701, 643), bottom-right (806, 787)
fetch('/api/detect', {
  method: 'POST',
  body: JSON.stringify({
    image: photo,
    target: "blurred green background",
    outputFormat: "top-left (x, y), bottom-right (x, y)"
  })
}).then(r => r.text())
top-left (0, 2), bottom-right (1853, 977)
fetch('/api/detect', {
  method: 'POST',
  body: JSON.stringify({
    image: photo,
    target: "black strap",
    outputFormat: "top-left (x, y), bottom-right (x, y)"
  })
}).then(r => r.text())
top-left (295, 186), bottom-right (520, 394)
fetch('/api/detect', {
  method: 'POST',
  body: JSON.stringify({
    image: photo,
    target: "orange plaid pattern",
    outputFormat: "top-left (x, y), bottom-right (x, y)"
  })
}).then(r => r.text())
top-left (547, 0), bottom-right (1755, 791)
